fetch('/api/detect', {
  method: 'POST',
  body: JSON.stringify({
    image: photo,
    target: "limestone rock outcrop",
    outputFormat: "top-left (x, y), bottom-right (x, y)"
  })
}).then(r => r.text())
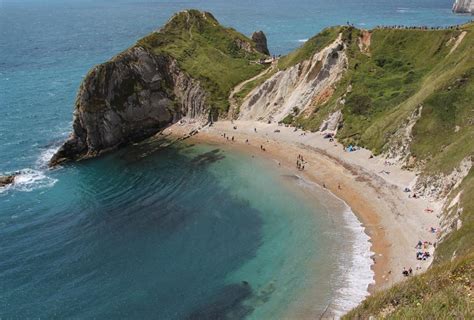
top-left (49, 47), bottom-right (207, 166)
top-left (50, 10), bottom-right (265, 166)
top-left (238, 34), bottom-right (347, 123)
top-left (453, 0), bottom-right (474, 14)
top-left (251, 31), bottom-right (270, 56)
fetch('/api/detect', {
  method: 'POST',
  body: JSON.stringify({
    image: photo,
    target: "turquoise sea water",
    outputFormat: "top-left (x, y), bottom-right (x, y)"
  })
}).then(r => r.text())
top-left (0, 0), bottom-right (472, 318)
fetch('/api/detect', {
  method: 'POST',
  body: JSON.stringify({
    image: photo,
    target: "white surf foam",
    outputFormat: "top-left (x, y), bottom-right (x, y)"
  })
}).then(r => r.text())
top-left (1, 135), bottom-right (65, 194)
top-left (331, 206), bottom-right (374, 318)
top-left (298, 39), bottom-right (308, 43)
top-left (36, 144), bottom-right (61, 169)
top-left (8, 169), bottom-right (58, 192)
top-left (291, 175), bottom-right (374, 318)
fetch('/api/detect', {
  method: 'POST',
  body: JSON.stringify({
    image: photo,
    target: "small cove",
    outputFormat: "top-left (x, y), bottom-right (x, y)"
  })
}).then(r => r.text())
top-left (0, 140), bottom-right (370, 318)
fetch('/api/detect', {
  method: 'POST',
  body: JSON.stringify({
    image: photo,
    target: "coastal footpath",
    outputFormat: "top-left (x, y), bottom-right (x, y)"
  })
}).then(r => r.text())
top-left (52, 11), bottom-right (473, 318)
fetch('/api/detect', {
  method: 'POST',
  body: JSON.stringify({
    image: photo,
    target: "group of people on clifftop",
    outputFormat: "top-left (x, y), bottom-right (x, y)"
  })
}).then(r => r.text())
top-left (374, 23), bottom-right (471, 31)
top-left (345, 20), bottom-right (473, 31)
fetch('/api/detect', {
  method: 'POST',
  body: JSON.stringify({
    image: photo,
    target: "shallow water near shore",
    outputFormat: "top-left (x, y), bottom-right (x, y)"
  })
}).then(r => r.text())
top-left (1, 140), bottom-right (370, 318)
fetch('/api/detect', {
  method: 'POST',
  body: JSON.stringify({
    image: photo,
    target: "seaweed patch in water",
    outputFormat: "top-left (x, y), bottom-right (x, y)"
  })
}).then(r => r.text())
top-left (191, 149), bottom-right (225, 166)
top-left (186, 281), bottom-right (254, 320)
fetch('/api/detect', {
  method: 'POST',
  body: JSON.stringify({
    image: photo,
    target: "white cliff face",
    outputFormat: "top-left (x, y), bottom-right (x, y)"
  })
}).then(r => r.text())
top-left (453, 0), bottom-right (474, 14)
top-left (238, 34), bottom-right (347, 123)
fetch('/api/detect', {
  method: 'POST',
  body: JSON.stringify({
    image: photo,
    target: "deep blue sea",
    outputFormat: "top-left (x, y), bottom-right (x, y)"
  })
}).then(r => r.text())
top-left (0, 0), bottom-right (471, 318)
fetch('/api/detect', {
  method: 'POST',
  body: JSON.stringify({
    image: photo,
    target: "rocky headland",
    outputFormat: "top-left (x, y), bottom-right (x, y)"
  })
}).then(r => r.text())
top-left (50, 10), bottom-right (267, 166)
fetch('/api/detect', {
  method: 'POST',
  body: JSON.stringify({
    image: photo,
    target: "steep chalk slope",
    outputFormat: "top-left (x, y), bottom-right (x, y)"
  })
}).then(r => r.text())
top-left (453, 0), bottom-right (474, 14)
top-left (50, 10), bottom-right (266, 165)
top-left (238, 33), bottom-right (347, 123)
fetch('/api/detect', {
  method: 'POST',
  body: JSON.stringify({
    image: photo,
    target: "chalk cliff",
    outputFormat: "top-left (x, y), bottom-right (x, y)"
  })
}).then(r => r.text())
top-left (453, 0), bottom-right (474, 14)
top-left (238, 34), bottom-right (347, 123)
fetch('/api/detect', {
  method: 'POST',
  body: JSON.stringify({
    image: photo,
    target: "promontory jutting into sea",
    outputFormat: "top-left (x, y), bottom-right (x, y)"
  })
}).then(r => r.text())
top-left (0, 0), bottom-right (473, 319)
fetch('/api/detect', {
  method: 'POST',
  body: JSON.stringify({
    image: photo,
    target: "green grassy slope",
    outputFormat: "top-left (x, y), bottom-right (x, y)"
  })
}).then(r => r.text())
top-left (343, 253), bottom-right (473, 319)
top-left (278, 26), bottom-right (342, 70)
top-left (138, 10), bottom-right (267, 116)
top-left (284, 23), bottom-right (474, 318)
top-left (292, 23), bottom-right (474, 175)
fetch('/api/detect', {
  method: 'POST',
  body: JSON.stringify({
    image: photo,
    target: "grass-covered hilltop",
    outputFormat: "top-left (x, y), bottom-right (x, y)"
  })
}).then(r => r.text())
top-left (138, 10), bottom-right (268, 115)
top-left (52, 10), bottom-right (473, 317)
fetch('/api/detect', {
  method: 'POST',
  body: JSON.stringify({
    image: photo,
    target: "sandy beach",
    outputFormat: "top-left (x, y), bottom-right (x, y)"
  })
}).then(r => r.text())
top-left (163, 119), bottom-right (441, 299)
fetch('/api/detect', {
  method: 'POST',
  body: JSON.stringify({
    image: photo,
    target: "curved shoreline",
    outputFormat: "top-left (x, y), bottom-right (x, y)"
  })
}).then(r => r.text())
top-left (163, 119), bottom-right (440, 316)
top-left (287, 175), bottom-right (374, 318)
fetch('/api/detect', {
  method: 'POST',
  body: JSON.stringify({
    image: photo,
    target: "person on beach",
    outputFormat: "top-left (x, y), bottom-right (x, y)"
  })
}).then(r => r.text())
top-left (254, 128), bottom-right (257, 133)
top-left (416, 240), bottom-right (423, 249)
top-left (402, 267), bottom-right (409, 277)
top-left (231, 136), bottom-right (234, 142)
top-left (338, 183), bottom-right (342, 190)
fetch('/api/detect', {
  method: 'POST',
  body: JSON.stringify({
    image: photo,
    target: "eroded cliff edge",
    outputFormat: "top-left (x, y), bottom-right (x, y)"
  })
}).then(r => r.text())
top-left (453, 0), bottom-right (474, 14)
top-left (50, 10), bottom-right (267, 166)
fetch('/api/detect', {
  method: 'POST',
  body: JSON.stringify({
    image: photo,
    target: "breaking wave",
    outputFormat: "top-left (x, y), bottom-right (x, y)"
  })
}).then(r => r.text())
top-left (1, 145), bottom-right (61, 194)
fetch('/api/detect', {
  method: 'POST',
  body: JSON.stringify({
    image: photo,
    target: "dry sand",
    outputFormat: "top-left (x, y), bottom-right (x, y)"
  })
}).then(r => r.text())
top-left (163, 119), bottom-right (441, 295)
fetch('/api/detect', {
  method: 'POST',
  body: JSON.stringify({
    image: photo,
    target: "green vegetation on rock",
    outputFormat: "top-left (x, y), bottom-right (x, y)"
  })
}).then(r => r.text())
top-left (267, 21), bottom-right (474, 319)
top-left (296, 23), bottom-right (474, 319)
top-left (138, 10), bottom-right (267, 116)
top-left (290, 23), bottom-right (474, 175)
top-left (278, 26), bottom-right (342, 70)
top-left (233, 67), bottom-right (278, 107)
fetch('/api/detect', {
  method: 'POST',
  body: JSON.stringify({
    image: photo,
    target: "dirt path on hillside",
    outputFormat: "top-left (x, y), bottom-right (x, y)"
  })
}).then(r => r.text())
top-left (227, 61), bottom-right (277, 119)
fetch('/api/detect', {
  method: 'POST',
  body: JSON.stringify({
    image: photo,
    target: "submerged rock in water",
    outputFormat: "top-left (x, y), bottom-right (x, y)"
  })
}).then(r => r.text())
top-left (0, 175), bottom-right (15, 187)
top-left (252, 31), bottom-right (270, 56)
